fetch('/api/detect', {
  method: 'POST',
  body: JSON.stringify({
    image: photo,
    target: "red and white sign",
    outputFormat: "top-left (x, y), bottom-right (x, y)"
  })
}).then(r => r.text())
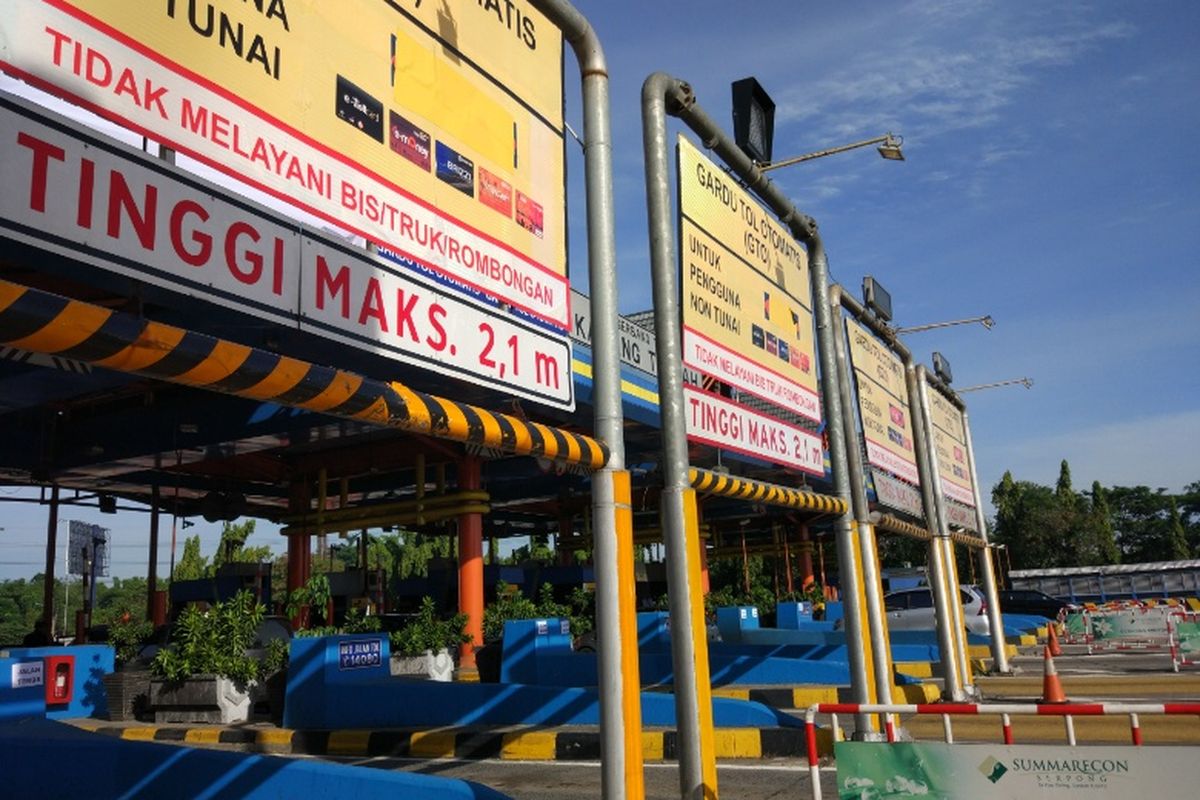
top-left (0, 91), bottom-right (574, 408)
top-left (302, 238), bottom-right (572, 407)
top-left (683, 385), bottom-right (823, 474)
top-left (682, 327), bottom-right (820, 423)
top-left (0, 1), bottom-right (568, 329)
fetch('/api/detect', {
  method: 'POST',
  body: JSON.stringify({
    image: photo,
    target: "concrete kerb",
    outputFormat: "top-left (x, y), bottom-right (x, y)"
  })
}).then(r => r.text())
top-left (68, 719), bottom-right (837, 761)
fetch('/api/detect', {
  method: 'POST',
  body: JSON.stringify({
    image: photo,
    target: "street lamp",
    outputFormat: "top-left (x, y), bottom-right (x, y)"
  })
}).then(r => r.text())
top-left (757, 132), bottom-right (905, 172)
top-left (957, 377), bottom-right (1034, 393)
top-left (894, 315), bottom-right (994, 335)
top-left (732, 76), bottom-right (903, 170)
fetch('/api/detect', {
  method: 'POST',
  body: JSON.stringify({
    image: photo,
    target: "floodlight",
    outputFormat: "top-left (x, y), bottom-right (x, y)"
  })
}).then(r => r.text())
top-left (932, 352), bottom-right (953, 385)
top-left (732, 77), bottom-right (775, 164)
top-left (862, 276), bottom-right (893, 323)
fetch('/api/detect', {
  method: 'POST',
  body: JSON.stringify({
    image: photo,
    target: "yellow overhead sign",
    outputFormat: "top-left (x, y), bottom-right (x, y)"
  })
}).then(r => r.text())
top-left (928, 389), bottom-right (976, 506)
top-left (677, 136), bottom-right (819, 424)
top-left (845, 317), bottom-right (919, 486)
top-left (0, 0), bottom-right (568, 327)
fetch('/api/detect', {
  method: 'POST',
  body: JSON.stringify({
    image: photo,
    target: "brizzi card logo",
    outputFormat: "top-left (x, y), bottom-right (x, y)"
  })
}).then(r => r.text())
top-left (389, 111), bottom-right (431, 170)
top-left (436, 141), bottom-right (475, 197)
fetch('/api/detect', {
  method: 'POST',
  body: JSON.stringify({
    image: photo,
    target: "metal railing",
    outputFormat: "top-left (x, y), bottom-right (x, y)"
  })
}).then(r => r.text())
top-left (804, 701), bottom-right (1200, 800)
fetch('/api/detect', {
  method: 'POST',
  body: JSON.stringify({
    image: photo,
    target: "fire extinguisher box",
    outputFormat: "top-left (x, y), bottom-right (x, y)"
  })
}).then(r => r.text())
top-left (44, 655), bottom-right (75, 706)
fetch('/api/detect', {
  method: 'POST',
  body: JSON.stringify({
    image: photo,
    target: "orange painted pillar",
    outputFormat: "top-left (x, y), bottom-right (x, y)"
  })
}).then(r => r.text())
top-left (797, 524), bottom-right (815, 587)
top-left (457, 455), bottom-right (484, 668)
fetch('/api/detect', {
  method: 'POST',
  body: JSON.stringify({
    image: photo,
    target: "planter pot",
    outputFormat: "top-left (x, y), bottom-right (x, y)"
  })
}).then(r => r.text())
top-left (149, 675), bottom-right (255, 724)
top-left (103, 669), bottom-right (152, 721)
top-left (389, 648), bottom-right (454, 681)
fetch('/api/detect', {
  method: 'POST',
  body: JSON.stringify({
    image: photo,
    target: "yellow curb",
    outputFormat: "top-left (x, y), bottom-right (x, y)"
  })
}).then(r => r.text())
top-left (1036, 626), bottom-right (1048, 639)
top-left (792, 686), bottom-right (840, 706)
top-left (120, 727), bottom-right (159, 741)
top-left (500, 731), bottom-right (557, 760)
top-left (642, 730), bottom-right (665, 761)
top-left (327, 730), bottom-right (371, 755)
top-left (257, 729), bottom-right (295, 748)
top-left (184, 729), bottom-right (222, 745)
top-left (710, 687), bottom-right (751, 700)
top-left (893, 682), bottom-right (940, 703)
top-left (895, 662), bottom-right (934, 678)
top-left (713, 728), bottom-right (762, 759)
top-left (1018, 634), bottom-right (1037, 647)
top-left (409, 730), bottom-right (456, 758)
top-left (72, 721), bottom-right (103, 732)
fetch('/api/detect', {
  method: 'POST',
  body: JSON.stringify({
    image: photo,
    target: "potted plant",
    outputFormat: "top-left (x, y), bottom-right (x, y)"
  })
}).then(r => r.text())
top-left (148, 591), bottom-right (267, 723)
top-left (389, 596), bottom-right (469, 681)
top-left (102, 611), bottom-right (155, 721)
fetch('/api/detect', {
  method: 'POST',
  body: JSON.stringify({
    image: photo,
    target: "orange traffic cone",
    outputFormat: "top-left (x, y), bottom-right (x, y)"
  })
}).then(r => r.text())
top-left (1040, 645), bottom-right (1068, 704)
top-left (1047, 621), bottom-right (1063, 657)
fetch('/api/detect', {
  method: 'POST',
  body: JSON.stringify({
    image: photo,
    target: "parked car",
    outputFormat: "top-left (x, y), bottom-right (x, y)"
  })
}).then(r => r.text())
top-left (995, 589), bottom-right (1072, 620)
top-left (882, 585), bottom-right (992, 635)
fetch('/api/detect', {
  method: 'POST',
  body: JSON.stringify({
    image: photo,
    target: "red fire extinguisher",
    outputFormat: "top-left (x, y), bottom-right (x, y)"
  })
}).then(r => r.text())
top-left (54, 663), bottom-right (69, 700)
top-left (44, 655), bottom-right (74, 705)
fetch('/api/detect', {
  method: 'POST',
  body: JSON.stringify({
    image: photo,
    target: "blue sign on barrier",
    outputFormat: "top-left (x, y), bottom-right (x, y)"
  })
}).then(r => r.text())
top-left (338, 639), bottom-right (383, 670)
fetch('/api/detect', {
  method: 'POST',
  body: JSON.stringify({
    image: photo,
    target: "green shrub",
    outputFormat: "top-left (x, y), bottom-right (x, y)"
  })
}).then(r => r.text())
top-left (390, 596), bottom-right (469, 656)
top-left (150, 591), bottom-right (264, 683)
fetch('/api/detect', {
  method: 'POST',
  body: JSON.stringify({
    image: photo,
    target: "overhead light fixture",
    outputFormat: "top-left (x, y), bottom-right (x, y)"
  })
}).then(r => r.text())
top-left (731, 77), bottom-right (776, 164)
top-left (98, 494), bottom-right (117, 514)
top-left (877, 134), bottom-right (905, 161)
top-left (862, 276), bottom-right (893, 323)
top-left (932, 352), bottom-right (953, 385)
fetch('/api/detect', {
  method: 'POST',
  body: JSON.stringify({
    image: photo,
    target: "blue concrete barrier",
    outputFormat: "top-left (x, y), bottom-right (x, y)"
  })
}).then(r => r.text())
top-left (499, 618), bottom-right (574, 685)
top-left (500, 615), bottom-right (861, 688)
top-left (0, 655), bottom-right (46, 721)
top-left (1, 645), bottom-right (113, 719)
top-left (283, 634), bottom-right (800, 730)
top-left (0, 716), bottom-right (508, 799)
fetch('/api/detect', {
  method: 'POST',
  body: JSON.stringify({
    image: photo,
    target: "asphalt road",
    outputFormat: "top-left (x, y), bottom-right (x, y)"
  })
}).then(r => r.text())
top-left (306, 755), bottom-right (838, 800)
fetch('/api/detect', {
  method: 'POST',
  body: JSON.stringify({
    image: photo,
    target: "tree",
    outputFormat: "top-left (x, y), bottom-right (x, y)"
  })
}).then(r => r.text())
top-left (209, 520), bottom-right (271, 575)
top-left (1166, 503), bottom-right (1190, 561)
top-left (1087, 481), bottom-right (1121, 565)
top-left (1106, 486), bottom-right (1175, 563)
top-left (173, 535), bottom-right (208, 581)
top-left (991, 476), bottom-right (1071, 569)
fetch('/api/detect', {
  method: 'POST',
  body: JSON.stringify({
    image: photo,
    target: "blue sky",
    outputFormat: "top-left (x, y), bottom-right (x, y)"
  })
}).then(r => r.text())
top-left (564, 0), bottom-right (1199, 495)
top-left (2, 1), bottom-right (1198, 580)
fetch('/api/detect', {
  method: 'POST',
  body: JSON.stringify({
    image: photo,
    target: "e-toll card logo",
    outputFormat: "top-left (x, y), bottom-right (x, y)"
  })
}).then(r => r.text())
top-left (335, 75), bottom-right (384, 142)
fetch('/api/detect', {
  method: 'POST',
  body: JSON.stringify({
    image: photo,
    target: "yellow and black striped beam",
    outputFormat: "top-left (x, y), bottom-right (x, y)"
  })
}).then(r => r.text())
top-left (872, 512), bottom-right (986, 549)
top-left (688, 467), bottom-right (846, 515)
top-left (0, 279), bottom-right (608, 469)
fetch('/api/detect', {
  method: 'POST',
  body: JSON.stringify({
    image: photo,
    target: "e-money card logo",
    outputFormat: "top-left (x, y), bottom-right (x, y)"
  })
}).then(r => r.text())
top-left (979, 756), bottom-right (1009, 784)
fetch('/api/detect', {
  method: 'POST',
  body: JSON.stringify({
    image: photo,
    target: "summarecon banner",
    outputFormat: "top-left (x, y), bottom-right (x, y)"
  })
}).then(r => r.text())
top-left (835, 741), bottom-right (1200, 798)
top-left (0, 91), bottom-right (573, 408)
top-left (0, 0), bottom-right (568, 329)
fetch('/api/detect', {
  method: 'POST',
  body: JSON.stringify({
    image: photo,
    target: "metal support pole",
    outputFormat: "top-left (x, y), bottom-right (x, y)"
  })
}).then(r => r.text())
top-left (911, 366), bottom-right (967, 700)
top-left (642, 72), bottom-right (718, 799)
top-left (529, 3), bottom-right (640, 798)
top-left (41, 485), bottom-right (59, 638)
top-left (830, 287), bottom-right (895, 710)
top-left (641, 72), bottom-right (873, 740)
top-left (147, 485), bottom-right (160, 623)
top-left (961, 409), bottom-right (1010, 672)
